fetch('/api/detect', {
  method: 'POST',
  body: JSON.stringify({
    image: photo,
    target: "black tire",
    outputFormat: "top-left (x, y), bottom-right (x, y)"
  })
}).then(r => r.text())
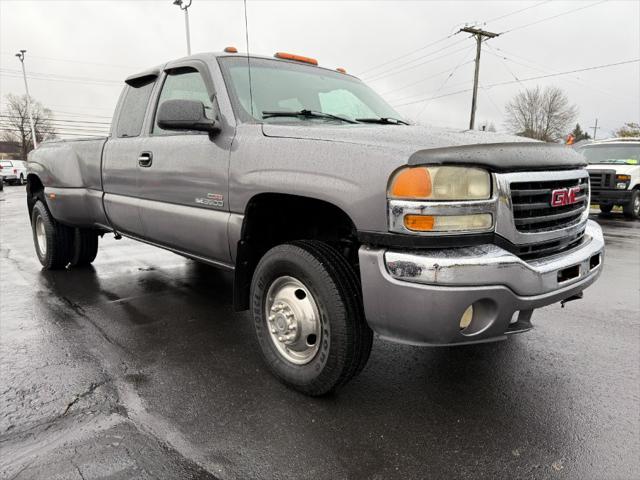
top-left (31, 200), bottom-right (74, 269)
top-left (251, 240), bottom-right (373, 396)
top-left (623, 190), bottom-right (640, 219)
top-left (19, 174), bottom-right (25, 186)
top-left (599, 204), bottom-right (613, 214)
top-left (70, 228), bottom-right (99, 266)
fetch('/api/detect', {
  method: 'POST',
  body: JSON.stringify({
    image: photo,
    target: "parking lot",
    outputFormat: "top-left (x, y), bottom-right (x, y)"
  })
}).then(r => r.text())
top-left (1, 184), bottom-right (638, 479)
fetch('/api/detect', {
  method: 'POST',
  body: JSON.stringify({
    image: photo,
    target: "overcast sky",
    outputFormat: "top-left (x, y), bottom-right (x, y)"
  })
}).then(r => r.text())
top-left (1, 0), bottom-right (638, 138)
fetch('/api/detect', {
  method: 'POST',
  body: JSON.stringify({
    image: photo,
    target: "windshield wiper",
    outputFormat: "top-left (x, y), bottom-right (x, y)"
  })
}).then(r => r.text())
top-left (355, 117), bottom-right (409, 125)
top-left (261, 109), bottom-right (358, 124)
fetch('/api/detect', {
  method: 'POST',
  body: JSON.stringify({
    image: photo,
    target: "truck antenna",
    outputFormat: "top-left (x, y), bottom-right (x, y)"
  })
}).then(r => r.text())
top-left (243, 0), bottom-right (255, 117)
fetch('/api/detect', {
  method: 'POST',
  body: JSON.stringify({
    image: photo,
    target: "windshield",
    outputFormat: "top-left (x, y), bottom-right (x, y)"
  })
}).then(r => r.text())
top-left (579, 144), bottom-right (640, 165)
top-left (218, 56), bottom-right (403, 124)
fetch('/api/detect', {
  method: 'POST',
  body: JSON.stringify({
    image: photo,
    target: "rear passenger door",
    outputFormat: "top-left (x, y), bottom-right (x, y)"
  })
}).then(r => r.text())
top-left (136, 64), bottom-right (232, 265)
top-left (103, 74), bottom-right (157, 237)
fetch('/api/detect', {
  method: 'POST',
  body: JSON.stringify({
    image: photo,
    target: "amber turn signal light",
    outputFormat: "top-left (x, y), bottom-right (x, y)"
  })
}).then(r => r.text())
top-left (404, 215), bottom-right (435, 231)
top-left (274, 52), bottom-right (318, 65)
top-left (389, 167), bottom-right (432, 199)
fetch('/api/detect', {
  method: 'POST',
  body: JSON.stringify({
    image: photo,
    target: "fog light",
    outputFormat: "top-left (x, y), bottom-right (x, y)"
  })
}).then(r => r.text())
top-left (459, 305), bottom-right (473, 330)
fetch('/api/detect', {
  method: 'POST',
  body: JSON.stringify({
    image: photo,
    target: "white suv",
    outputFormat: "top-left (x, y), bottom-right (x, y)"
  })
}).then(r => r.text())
top-left (0, 160), bottom-right (28, 186)
top-left (580, 138), bottom-right (640, 219)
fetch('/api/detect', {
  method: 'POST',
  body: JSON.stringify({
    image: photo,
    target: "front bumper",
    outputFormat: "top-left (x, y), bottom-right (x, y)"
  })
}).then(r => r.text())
top-left (358, 220), bottom-right (604, 346)
top-left (591, 188), bottom-right (632, 204)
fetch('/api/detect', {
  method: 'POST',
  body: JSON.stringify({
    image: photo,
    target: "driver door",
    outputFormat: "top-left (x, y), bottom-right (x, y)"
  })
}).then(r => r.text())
top-left (136, 65), bottom-right (231, 265)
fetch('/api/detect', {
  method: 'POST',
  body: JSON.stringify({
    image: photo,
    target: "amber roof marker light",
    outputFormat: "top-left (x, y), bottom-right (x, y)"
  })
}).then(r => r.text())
top-left (274, 52), bottom-right (318, 65)
top-left (224, 46), bottom-right (238, 53)
top-left (336, 67), bottom-right (347, 74)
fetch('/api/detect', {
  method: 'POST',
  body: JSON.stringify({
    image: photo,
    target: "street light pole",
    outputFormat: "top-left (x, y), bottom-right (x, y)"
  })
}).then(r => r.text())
top-left (15, 50), bottom-right (38, 149)
top-left (173, 0), bottom-right (193, 55)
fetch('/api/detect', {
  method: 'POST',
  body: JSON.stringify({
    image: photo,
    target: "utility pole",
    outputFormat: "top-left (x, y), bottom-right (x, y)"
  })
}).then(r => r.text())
top-left (173, 0), bottom-right (192, 55)
top-left (590, 118), bottom-right (600, 140)
top-left (15, 50), bottom-right (38, 149)
top-left (459, 26), bottom-right (499, 130)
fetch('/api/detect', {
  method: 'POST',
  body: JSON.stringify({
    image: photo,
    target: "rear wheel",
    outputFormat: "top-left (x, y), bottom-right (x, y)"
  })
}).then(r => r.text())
top-left (623, 190), bottom-right (640, 219)
top-left (31, 200), bottom-right (74, 269)
top-left (19, 174), bottom-right (25, 186)
top-left (599, 204), bottom-right (613, 214)
top-left (70, 228), bottom-right (99, 266)
top-left (251, 240), bottom-right (373, 396)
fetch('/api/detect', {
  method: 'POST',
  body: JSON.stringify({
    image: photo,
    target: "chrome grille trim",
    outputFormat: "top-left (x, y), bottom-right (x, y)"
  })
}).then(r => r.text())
top-left (494, 169), bottom-right (590, 246)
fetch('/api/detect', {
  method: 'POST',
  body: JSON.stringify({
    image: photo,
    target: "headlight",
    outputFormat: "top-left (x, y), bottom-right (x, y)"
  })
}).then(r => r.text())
top-left (389, 166), bottom-right (491, 200)
top-left (616, 174), bottom-right (630, 190)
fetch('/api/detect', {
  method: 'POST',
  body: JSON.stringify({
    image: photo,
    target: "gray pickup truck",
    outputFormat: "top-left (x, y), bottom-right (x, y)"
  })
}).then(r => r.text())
top-left (27, 50), bottom-right (604, 395)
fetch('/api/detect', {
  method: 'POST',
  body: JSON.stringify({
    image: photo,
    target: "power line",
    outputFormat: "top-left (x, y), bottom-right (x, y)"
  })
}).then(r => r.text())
top-left (0, 70), bottom-right (122, 87)
top-left (0, 51), bottom-right (139, 70)
top-left (380, 54), bottom-right (474, 98)
top-left (500, 0), bottom-right (608, 35)
top-left (391, 58), bottom-right (639, 108)
top-left (415, 49), bottom-right (475, 119)
top-left (365, 43), bottom-right (471, 83)
top-left (0, 114), bottom-right (111, 126)
top-left (357, 32), bottom-right (459, 76)
top-left (483, 0), bottom-right (552, 25)
top-left (0, 126), bottom-right (110, 137)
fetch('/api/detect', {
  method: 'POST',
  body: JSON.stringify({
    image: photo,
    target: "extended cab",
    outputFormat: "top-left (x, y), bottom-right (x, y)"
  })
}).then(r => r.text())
top-left (580, 138), bottom-right (640, 218)
top-left (27, 51), bottom-right (604, 395)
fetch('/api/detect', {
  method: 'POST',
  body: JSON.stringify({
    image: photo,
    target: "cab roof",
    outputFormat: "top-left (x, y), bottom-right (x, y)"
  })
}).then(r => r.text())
top-left (124, 51), bottom-right (355, 86)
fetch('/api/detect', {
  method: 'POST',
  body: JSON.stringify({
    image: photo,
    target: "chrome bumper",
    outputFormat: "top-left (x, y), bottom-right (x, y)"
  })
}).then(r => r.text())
top-left (358, 220), bottom-right (604, 346)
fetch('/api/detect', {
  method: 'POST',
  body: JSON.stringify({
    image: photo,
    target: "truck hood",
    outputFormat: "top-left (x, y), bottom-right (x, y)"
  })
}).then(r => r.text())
top-left (262, 123), bottom-right (530, 151)
top-left (262, 123), bottom-right (586, 171)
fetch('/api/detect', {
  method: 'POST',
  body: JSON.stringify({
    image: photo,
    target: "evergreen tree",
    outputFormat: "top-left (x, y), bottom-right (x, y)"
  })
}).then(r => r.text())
top-left (570, 123), bottom-right (591, 142)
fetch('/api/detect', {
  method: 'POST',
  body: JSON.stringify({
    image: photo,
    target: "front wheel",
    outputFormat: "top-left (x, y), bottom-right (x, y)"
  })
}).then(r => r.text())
top-left (251, 241), bottom-right (373, 396)
top-left (623, 190), bottom-right (640, 219)
top-left (599, 204), bottom-right (613, 214)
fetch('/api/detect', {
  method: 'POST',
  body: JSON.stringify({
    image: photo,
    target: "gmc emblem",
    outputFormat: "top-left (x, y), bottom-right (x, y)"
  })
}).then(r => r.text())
top-left (550, 186), bottom-right (581, 207)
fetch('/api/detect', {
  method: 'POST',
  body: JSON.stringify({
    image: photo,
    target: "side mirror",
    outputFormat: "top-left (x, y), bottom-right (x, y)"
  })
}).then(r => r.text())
top-left (157, 99), bottom-right (219, 133)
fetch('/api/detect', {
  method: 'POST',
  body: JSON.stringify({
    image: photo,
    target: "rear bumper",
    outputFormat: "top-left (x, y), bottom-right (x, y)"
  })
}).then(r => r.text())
top-left (358, 220), bottom-right (604, 346)
top-left (591, 188), bottom-right (632, 204)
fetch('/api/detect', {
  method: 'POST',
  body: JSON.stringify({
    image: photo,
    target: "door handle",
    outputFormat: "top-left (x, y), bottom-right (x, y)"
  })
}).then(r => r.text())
top-left (138, 152), bottom-right (153, 167)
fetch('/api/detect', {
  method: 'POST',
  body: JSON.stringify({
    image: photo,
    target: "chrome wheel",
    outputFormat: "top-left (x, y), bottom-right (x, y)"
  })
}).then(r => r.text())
top-left (35, 216), bottom-right (47, 256)
top-left (265, 276), bottom-right (321, 365)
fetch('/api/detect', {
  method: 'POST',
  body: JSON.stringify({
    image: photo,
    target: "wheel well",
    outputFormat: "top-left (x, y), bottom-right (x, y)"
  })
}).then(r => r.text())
top-left (26, 174), bottom-right (44, 218)
top-left (233, 193), bottom-right (359, 311)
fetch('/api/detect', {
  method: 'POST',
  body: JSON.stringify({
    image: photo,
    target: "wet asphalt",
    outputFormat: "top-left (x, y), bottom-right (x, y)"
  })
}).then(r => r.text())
top-left (0, 185), bottom-right (638, 480)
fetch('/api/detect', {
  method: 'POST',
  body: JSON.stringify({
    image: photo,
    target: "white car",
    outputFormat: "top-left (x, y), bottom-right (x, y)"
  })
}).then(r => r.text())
top-left (580, 138), bottom-right (640, 219)
top-left (0, 159), bottom-right (28, 186)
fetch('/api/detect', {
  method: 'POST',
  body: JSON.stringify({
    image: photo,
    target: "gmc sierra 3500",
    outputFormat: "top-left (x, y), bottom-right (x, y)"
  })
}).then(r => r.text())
top-left (27, 50), bottom-right (604, 395)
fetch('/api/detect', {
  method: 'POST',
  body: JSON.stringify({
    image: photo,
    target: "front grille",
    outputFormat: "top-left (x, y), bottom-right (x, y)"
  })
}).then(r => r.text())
top-left (510, 177), bottom-right (589, 232)
top-left (513, 227), bottom-right (586, 260)
top-left (588, 170), bottom-right (616, 189)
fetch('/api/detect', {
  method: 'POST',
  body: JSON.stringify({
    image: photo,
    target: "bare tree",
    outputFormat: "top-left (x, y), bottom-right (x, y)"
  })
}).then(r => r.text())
top-left (504, 86), bottom-right (577, 142)
top-left (613, 122), bottom-right (640, 138)
top-left (0, 94), bottom-right (56, 159)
